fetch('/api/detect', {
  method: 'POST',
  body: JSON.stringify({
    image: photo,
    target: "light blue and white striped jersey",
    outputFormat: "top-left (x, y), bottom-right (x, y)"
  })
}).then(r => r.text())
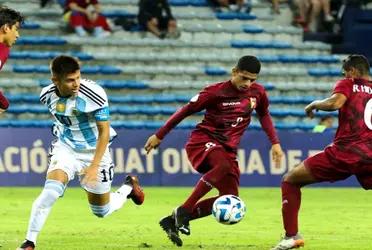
top-left (40, 79), bottom-right (117, 151)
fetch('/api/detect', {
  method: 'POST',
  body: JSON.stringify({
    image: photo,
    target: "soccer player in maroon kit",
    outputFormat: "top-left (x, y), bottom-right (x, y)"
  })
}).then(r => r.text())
top-left (271, 54), bottom-right (372, 250)
top-left (145, 55), bottom-right (284, 246)
top-left (0, 6), bottom-right (23, 113)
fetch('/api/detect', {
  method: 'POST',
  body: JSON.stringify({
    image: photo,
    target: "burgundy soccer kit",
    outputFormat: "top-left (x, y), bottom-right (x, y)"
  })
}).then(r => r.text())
top-left (0, 42), bottom-right (10, 109)
top-left (304, 78), bottom-right (372, 188)
top-left (156, 80), bottom-right (279, 218)
top-left (156, 80), bottom-right (279, 170)
top-left (282, 77), bottom-right (372, 237)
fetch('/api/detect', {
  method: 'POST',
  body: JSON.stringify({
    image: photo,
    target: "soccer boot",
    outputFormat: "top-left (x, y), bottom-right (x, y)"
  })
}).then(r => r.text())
top-left (172, 206), bottom-right (191, 235)
top-left (124, 175), bottom-right (145, 205)
top-left (17, 240), bottom-right (35, 250)
top-left (159, 215), bottom-right (183, 247)
top-left (271, 233), bottom-right (304, 250)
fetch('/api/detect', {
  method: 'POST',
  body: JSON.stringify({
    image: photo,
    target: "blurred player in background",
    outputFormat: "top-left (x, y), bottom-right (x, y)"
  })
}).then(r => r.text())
top-left (272, 54), bottom-right (372, 250)
top-left (145, 55), bottom-right (283, 246)
top-left (17, 55), bottom-right (145, 250)
top-left (0, 6), bottom-right (24, 113)
top-left (312, 115), bottom-right (334, 133)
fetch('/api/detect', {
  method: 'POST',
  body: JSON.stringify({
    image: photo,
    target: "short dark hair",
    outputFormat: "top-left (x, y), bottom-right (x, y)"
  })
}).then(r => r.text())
top-left (51, 55), bottom-right (80, 79)
top-left (236, 55), bottom-right (261, 74)
top-left (342, 54), bottom-right (370, 75)
top-left (0, 6), bottom-right (24, 27)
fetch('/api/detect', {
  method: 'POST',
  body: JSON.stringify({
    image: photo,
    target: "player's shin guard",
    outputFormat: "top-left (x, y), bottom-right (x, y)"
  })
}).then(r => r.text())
top-left (281, 181), bottom-right (301, 237)
top-left (26, 180), bottom-right (65, 243)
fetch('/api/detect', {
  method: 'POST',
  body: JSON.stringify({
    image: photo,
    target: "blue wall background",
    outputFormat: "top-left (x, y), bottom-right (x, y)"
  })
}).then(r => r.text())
top-left (0, 128), bottom-right (359, 187)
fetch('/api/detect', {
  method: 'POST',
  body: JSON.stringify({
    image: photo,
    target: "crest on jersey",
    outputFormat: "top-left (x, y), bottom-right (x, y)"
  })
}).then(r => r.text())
top-left (249, 97), bottom-right (257, 109)
top-left (56, 102), bottom-right (66, 113)
top-left (72, 108), bottom-right (79, 116)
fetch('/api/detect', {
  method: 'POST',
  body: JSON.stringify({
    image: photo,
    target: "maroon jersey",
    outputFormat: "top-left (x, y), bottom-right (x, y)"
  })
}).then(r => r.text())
top-left (0, 43), bottom-right (10, 71)
top-left (156, 80), bottom-right (279, 152)
top-left (332, 78), bottom-right (372, 162)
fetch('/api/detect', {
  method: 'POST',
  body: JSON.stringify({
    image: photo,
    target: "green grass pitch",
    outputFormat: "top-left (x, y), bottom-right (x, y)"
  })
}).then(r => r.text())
top-left (1, 187), bottom-right (372, 250)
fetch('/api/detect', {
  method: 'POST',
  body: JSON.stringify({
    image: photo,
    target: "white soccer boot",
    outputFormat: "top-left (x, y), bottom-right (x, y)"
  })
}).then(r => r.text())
top-left (271, 233), bottom-right (304, 250)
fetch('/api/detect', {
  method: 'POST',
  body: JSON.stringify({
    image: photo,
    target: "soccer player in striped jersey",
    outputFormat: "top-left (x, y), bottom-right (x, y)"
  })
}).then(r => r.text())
top-left (0, 6), bottom-right (24, 113)
top-left (18, 55), bottom-right (145, 250)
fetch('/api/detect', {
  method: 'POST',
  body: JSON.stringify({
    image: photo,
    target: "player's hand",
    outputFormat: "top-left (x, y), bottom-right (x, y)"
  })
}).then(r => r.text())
top-left (144, 134), bottom-right (162, 154)
top-left (305, 101), bottom-right (318, 118)
top-left (271, 143), bottom-right (283, 168)
top-left (0, 108), bottom-right (5, 114)
top-left (80, 164), bottom-right (99, 187)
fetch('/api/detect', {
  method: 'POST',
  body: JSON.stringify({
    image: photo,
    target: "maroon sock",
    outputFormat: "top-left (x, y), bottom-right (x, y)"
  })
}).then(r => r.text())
top-left (281, 181), bottom-right (301, 237)
top-left (182, 149), bottom-right (231, 212)
top-left (182, 177), bottom-right (213, 212)
top-left (190, 197), bottom-right (218, 220)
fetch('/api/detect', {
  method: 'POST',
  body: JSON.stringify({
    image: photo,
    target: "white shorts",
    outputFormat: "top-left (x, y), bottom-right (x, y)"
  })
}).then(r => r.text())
top-left (47, 140), bottom-right (114, 194)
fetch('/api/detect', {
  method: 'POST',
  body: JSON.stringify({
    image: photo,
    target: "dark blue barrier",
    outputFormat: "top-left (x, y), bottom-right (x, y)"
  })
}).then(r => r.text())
top-left (0, 128), bottom-right (359, 187)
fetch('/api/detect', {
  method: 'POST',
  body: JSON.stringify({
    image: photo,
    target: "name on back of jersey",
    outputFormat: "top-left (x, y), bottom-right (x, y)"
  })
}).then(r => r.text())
top-left (353, 84), bottom-right (372, 94)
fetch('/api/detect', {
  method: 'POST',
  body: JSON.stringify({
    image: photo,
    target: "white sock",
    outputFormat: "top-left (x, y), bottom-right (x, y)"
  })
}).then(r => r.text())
top-left (26, 180), bottom-right (65, 243)
top-left (90, 184), bottom-right (132, 218)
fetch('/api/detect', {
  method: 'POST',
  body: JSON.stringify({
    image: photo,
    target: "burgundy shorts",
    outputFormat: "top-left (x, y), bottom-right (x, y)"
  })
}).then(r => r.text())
top-left (185, 132), bottom-right (239, 178)
top-left (304, 145), bottom-right (372, 189)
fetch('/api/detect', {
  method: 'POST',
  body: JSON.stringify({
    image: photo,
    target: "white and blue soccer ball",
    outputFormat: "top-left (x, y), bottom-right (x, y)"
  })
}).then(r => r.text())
top-left (212, 195), bottom-right (246, 225)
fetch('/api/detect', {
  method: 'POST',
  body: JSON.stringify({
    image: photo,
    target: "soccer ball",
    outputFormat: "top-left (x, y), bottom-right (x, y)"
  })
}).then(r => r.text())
top-left (212, 195), bottom-right (246, 225)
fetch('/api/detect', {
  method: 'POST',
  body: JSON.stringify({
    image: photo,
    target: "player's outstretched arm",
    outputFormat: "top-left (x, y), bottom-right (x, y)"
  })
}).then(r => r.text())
top-left (144, 134), bottom-right (162, 154)
top-left (305, 93), bottom-right (347, 118)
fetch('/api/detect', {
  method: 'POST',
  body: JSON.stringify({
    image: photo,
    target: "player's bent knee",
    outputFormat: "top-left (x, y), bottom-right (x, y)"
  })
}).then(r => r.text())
top-left (90, 203), bottom-right (110, 218)
top-left (282, 173), bottom-right (291, 182)
top-left (34, 180), bottom-right (65, 208)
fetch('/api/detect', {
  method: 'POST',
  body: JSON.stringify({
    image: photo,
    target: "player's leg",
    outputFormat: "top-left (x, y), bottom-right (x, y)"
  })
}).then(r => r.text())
top-left (189, 172), bottom-right (239, 221)
top-left (159, 146), bottom-right (228, 245)
top-left (18, 170), bottom-right (67, 250)
top-left (173, 148), bottom-right (232, 235)
top-left (80, 151), bottom-right (144, 218)
top-left (85, 174), bottom-right (144, 218)
top-left (270, 162), bottom-right (315, 250)
top-left (181, 148), bottom-right (232, 212)
top-left (18, 142), bottom-right (71, 250)
top-left (272, 148), bottom-right (351, 250)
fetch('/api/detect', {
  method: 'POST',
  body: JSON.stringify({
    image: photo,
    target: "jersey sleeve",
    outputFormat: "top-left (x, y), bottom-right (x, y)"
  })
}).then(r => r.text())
top-left (188, 87), bottom-right (217, 112)
top-left (255, 87), bottom-right (280, 145)
top-left (155, 87), bottom-right (217, 139)
top-left (94, 106), bottom-right (110, 121)
top-left (333, 79), bottom-right (352, 99)
top-left (80, 80), bottom-right (109, 112)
